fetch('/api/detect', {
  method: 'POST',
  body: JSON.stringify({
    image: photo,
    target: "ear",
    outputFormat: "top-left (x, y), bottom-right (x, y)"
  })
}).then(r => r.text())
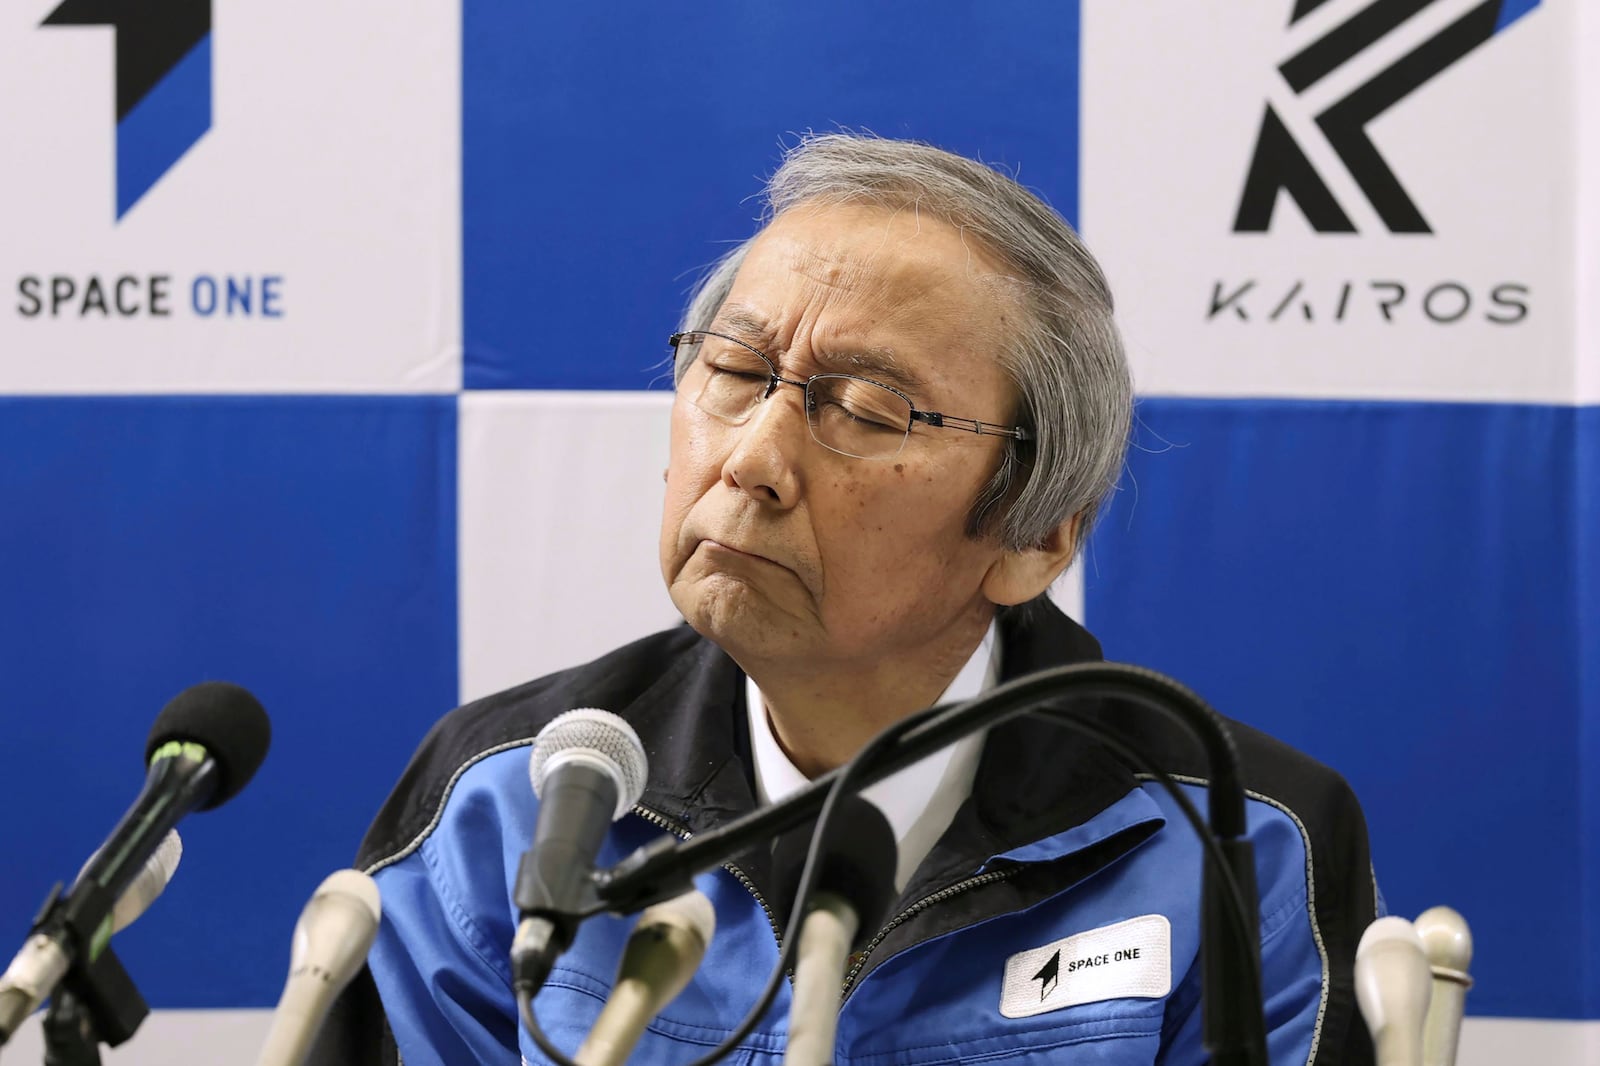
top-left (980, 514), bottom-right (1081, 607)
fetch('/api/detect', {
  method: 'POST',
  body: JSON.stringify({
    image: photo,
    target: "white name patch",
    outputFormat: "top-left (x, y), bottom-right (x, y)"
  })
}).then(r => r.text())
top-left (999, 914), bottom-right (1172, 1019)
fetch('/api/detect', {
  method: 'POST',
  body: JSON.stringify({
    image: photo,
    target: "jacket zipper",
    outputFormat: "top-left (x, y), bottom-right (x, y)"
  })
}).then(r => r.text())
top-left (632, 805), bottom-right (1018, 1002)
top-left (631, 803), bottom-right (786, 949)
top-left (839, 867), bottom-right (1018, 1000)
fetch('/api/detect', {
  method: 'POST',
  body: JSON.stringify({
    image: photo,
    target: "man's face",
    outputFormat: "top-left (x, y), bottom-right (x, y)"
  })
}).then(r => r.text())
top-left (660, 201), bottom-right (1023, 670)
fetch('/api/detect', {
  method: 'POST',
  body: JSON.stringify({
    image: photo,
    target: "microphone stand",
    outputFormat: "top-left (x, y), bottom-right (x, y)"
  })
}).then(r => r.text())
top-left (7, 883), bottom-right (150, 1062)
top-left (587, 661), bottom-right (1270, 1066)
top-left (41, 990), bottom-right (100, 1066)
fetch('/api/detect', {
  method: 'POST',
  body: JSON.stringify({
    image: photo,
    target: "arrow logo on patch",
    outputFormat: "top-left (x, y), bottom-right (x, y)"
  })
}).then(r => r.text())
top-left (1032, 949), bottom-right (1060, 1001)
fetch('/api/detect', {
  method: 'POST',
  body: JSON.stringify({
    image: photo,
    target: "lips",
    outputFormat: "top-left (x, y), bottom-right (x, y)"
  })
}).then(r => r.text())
top-left (680, 524), bottom-right (818, 596)
top-left (701, 539), bottom-right (780, 567)
top-left (697, 538), bottom-right (813, 588)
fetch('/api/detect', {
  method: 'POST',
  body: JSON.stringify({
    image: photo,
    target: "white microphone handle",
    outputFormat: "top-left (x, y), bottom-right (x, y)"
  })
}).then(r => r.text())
top-left (1356, 918), bottom-right (1433, 1066)
top-left (78, 830), bottom-right (184, 935)
top-left (782, 893), bottom-right (858, 1066)
top-left (1422, 977), bottom-right (1468, 1066)
top-left (575, 978), bottom-right (659, 1066)
top-left (0, 830), bottom-right (187, 1041)
top-left (1417, 906), bottom-right (1473, 1066)
top-left (1371, 1020), bottom-right (1422, 1066)
top-left (0, 934), bottom-right (71, 1040)
top-left (254, 872), bottom-right (381, 1066)
top-left (255, 999), bottom-right (322, 1066)
top-left (574, 892), bottom-right (715, 1066)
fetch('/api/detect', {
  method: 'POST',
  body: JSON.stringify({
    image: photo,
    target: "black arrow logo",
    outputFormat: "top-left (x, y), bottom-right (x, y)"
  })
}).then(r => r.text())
top-left (42, 0), bottom-right (210, 121)
top-left (1032, 950), bottom-right (1061, 1001)
top-left (41, 0), bottom-right (212, 218)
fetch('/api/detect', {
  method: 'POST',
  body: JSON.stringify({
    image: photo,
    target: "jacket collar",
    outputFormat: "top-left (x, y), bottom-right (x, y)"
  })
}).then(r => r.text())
top-left (620, 599), bottom-right (1153, 881)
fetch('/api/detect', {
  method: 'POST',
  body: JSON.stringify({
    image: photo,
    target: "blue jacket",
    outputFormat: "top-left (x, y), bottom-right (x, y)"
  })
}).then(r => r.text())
top-left (339, 604), bottom-right (1379, 1065)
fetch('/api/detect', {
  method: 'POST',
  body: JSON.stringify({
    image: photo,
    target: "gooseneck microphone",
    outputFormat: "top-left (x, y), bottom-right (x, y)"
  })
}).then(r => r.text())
top-left (594, 663), bottom-right (1270, 1065)
top-left (0, 681), bottom-right (271, 1047)
top-left (572, 890), bottom-right (716, 1066)
top-left (775, 796), bottom-right (898, 1066)
top-left (254, 870), bottom-right (382, 1066)
top-left (509, 663), bottom-right (1271, 1066)
top-left (511, 709), bottom-right (649, 994)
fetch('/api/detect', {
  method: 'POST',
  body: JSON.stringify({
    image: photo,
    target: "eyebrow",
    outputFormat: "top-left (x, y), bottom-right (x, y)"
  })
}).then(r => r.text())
top-left (712, 306), bottom-right (931, 399)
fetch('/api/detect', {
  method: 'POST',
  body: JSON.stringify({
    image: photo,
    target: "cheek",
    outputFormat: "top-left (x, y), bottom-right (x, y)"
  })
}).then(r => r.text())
top-left (813, 465), bottom-right (969, 571)
top-left (660, 406), bottom-right (721, 545)
top-left (810, 491), bottom-right (984, 639)
top-left (667, 402), bottom-right (726, 476)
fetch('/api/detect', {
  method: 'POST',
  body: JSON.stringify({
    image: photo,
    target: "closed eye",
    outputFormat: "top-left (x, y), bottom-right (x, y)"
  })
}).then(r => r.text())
top-left (708, 364), bottom-right (770, 382)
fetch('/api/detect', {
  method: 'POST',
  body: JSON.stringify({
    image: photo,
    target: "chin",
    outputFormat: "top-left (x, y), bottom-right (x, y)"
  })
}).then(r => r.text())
top-left (673, 576), bottom-right (802, 659)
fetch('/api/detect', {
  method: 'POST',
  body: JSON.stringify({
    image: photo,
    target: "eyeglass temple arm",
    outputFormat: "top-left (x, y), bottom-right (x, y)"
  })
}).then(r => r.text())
top-left (910, 410), bottom-right (1030, 441)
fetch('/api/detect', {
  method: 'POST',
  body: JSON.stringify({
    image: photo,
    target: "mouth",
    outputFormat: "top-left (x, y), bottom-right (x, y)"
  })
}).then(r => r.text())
top-left (688, 536), bottom-right (818, 603)
top-left (700, 539), bottom-right (781, 568)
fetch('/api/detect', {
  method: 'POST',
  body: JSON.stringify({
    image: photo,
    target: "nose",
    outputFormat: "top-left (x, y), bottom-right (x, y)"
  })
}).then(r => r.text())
top-left (720, 381), bottom-right (808, 507)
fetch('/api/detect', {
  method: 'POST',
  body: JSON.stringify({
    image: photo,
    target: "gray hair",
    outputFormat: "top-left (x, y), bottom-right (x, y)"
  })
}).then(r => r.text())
top-left (677, 133), bottom-right (1131, 555)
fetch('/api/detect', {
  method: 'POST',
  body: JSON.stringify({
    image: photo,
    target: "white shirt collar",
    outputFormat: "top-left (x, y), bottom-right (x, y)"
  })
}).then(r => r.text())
top-left (745, 621), bottom-right (1000, 892)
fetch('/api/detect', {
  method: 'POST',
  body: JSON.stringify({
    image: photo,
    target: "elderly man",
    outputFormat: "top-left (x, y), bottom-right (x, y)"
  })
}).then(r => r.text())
top-left (350, 135), bottom-right (1378, 1065)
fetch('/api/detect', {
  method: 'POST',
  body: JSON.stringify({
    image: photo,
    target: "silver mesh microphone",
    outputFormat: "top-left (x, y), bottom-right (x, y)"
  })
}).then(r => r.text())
top-left (512, 709), bottom-right (649, 991)
top-left (529, 708), bottom-right (649, 818)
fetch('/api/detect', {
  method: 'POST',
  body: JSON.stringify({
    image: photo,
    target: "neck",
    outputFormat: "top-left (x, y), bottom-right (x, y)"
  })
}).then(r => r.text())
top-left (744, 603), bottom-right (995, 778)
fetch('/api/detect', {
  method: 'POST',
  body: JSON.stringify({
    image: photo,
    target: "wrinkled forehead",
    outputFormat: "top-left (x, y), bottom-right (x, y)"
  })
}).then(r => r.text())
top-left (725, 201), bottom-right (1029, 347)
top-left (767, 199), bottom-right (1023, 282)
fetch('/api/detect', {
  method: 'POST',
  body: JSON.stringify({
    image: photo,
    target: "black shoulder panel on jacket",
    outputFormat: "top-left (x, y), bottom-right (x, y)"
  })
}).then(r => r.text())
top-left (354, 623), bottom-right (706, 871)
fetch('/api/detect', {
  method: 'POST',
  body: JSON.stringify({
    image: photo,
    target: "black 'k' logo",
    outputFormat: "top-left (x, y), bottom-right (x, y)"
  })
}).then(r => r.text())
top-left (1234, 0), bottom-right (1539, 234)
top-left (1032, 950), bottom-right (1061, 1001)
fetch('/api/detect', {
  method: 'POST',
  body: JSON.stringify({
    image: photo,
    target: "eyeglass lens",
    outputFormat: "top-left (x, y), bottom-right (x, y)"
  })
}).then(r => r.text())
top-left (676, 333), bottom-right (912, 460)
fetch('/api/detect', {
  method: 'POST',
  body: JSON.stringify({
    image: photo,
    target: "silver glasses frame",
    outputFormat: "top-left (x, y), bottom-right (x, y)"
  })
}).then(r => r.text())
top-left (669, 331), bottom-right (1031, 461)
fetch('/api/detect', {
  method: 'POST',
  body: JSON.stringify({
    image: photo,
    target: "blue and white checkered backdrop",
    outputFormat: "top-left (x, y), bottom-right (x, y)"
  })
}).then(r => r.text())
top-left (2, 1), bottom-right (1595, 1062)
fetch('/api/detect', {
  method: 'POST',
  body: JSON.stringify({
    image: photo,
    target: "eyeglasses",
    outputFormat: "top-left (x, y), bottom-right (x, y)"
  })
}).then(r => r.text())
top-left (668, 331), bottom-right (1030, 461)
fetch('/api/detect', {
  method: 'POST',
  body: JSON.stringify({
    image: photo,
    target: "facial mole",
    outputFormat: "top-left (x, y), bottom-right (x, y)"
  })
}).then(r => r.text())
top-left (894, 463), bottom-right (905, 474)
